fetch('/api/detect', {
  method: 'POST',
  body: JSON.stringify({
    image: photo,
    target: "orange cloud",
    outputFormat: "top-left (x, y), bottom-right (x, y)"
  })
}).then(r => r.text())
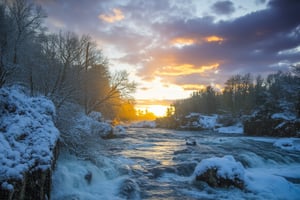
top-left (213, 83), bottom-right (224, 92)
top-left (99, 8), bottom-right (124, 23)
top-left (181, 84), bottom-right (206, 91)
top-left (171, 37), bottom-right (195, 48)
top-left (205, 35), bottom-right (224, 43)
top-left (156, 63), bottom-right (219, 76)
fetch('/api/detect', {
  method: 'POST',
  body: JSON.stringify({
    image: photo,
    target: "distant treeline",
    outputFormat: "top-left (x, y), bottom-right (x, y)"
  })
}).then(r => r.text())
top-left (169, 68), bottom-right (300, 118)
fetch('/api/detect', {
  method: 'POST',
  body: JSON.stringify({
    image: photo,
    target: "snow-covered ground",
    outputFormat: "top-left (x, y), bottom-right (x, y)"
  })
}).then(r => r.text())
top-left (0, 86), bottom-right (59, 190)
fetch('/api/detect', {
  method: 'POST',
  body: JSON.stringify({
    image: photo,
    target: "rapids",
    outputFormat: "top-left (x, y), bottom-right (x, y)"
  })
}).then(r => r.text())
top-left (51, 128), bottom-right (300, 200)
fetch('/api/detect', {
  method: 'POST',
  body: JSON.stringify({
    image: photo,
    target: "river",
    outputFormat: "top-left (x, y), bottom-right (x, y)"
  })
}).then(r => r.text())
top-left (51, 128), bottom-right (300, 200)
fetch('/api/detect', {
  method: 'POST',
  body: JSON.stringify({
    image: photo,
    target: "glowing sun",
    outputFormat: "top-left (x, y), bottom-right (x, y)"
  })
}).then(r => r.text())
top-left (147, 105), bottom-right (168, 117)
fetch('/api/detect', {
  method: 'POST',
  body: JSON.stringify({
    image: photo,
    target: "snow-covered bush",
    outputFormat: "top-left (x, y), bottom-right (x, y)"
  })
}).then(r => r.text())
top-left (0, 86), bottom-right (59, 189)
top-left (88, 111), bottom-right (103, 122)
top-left (55, 102), bottom-right (113, 153)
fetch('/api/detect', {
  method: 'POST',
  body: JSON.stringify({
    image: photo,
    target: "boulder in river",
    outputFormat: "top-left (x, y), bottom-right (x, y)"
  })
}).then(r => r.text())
top-left (119, 178), bottom-right (140, 199)
top-left (193, 155), bottom-right (245, 189)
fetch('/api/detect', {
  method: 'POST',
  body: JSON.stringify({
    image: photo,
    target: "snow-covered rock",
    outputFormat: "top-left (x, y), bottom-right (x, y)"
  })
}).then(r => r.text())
top-left (0, 86), bottom-right (59, 197)
top-left (113, 125), bottom-right (127, 136)
top-left (198, 114), bottom-right (218, 129)
top-left (181, 113), bottom-right (219, 130)
top-left (193, 155), bottom-right (245, 189)
top-left (129, 121), bottom-right (156, 128)
top-left (215, 123), bottom-right (244, 134)
top-left (185, 138), bottom-right (197, 146)
top-left (119, 178), bottom-right (140, 199)
top-left (273, 138), bottom-right (300, 151)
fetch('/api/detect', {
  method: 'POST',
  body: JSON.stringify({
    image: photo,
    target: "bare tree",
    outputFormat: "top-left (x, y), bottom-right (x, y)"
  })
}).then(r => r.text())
top-left (8, 0), bottom-right (46, 64)
top-left (86, 70), bottom-right (136, 114)
top-left (0, 2), bottom-right (8, 87)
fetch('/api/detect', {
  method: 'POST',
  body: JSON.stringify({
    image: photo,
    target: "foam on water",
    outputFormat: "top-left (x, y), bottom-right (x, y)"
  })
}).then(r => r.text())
top-left (51, 153), bottom-right (127, 200)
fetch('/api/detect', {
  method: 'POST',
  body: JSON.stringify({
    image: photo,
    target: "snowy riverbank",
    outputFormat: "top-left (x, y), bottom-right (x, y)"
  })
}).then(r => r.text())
top-left (0, 86), bottom-right (60, 199)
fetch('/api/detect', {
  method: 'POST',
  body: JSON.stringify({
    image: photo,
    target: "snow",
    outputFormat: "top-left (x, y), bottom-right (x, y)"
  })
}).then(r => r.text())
top-left (273, 138), bottom-right (300, 151)
top-left (113, 125), bottom-right (127, 136)
top-left (198, 114), bottom-right (218, 129)
top-left (193, 155), bottom-right (245, 181)
top-left (189, 154), bottom-right (300, 199)
top-left (215, 123), bottom-right (244, 134)
top-left (72, 113), bottom-right (112, 137)
top-left (88, 111), bottom-right (103, 122)
top-left (129, 120), bottom-right (156, 128)
top-left (182, 113), bottom-right (219, 130)
top-left (0, 86), bottom-right (59, 188)
top-left (271, 112), bottom-right (296, 120)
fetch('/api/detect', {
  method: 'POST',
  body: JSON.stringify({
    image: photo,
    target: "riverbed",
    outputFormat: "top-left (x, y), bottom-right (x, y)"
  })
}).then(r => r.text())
top-left (51, 128), bottom-right (300, 200)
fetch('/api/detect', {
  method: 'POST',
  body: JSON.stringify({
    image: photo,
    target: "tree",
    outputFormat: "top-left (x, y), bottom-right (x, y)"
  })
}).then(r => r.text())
top-left (223, 73), bottom-right (253, 114)
top-left (86, 70), bottom-right (136, 114)
top-left (34, 32), bottom-right (89, 107)
top-left (0, 2), bottom-right (9, 87)
top-left (8, 0), bottom-right (46, 64)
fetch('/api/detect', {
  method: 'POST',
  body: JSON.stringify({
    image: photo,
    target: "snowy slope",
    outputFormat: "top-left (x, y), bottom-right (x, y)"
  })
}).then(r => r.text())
top-left (0, 86), bottom-right (59, 190)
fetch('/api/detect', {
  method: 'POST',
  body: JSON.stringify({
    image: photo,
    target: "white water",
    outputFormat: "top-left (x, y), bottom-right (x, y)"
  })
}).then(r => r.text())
top-left (51, 128), bottom-right (300, 200)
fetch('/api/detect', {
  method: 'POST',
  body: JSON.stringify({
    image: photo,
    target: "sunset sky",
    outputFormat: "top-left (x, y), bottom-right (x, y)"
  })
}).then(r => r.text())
top-left (36, 0), bottom-right (300, 115)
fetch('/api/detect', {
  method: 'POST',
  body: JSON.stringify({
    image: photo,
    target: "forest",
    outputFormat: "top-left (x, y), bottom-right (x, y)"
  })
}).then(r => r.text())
top-left (171, 70), bottom-right (300, 117)
top-left (157, 68), bottom-right (300, 137)
top-left (0, 0), bottom-right (142, 122)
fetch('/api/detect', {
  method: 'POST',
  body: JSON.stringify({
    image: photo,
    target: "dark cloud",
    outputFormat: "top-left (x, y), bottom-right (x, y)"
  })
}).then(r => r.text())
top-left (38, 0), bottom-right (300, 89)
top-left (211, 1), bottom-right (235, 15)
top-left (134, 0), bottom-right (300, 84)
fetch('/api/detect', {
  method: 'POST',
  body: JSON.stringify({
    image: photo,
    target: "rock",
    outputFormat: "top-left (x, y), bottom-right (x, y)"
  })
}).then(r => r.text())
top-left (119, 179), bottom-right (140, 199)
top-left (195, 167), bottom-right (244, 189)
top-left (185, 138), bottom-right (196, 146)
top-left (193, 155), bottom-right (245, 190)
top-left (113, 125), bottom-right (127, 137)
top-left (84, 171), bottom-right (92, 184)
top-left (101, 130), bottom-right (115, 139)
